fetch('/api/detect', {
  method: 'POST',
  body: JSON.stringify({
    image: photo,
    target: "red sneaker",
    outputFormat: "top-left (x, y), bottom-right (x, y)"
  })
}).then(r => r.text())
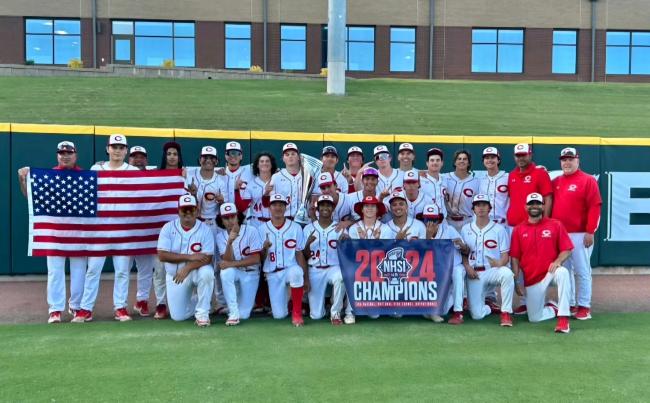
top-left (448, 311), bottom-right (464, 325)
top-left (114, 308), bottom-right (132, 322)
top-left (48, 311), bottom-right (62, 324)
top-left (545, 301), bottom-right (559, 316)
top-left (133, 301), bottom-right (150, 317)
top-left (500, 312), bottom-right (513, 327)
top-left (570, 306), bottom-right (578, 316)
top-left (154, 304), bottom-right (168, 320)
top-left (575, 306), bottom-right (592, 320)
top-left (292, 313), bottom-right (304, 327)
top-left (554, 316), bottom-right (570, 333)
top-left (513, 305), bottom-right (527, 315)
top-left (71, 309), bottom-right (93, 323)
top-left (330, 313), bottom-right (343, 326)
top-left (486, 299), bottom-right (501, 315)
top-left (462, 297), bottom-right (469, 312)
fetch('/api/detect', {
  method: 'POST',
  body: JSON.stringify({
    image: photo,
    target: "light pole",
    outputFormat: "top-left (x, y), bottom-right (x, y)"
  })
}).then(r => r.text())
top-left (327, 0), bottom-right (346, 95)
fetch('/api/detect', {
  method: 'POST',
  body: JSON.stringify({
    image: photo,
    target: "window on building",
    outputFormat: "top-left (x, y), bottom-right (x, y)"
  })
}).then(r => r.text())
top-left (321, 26), bottom-right (328, 68)
top-left (281, 25), bottom-right (306, 70)
top-left (552, 30), bottom-right (577, 74)
top-left (225, 23), bottom-right (252, 69)
top-left (471, 28), bottom-right (524, 73)
top-left (347, 26), bottom-right (375, 72)
top-left (606, 31), bottom-right (650, 75)
top-left (111, 21), bottom-right (195, 67)
top-left (390, 27), bottom-right (416, 72)
top-left (25, 19), bottom-right (81, 65)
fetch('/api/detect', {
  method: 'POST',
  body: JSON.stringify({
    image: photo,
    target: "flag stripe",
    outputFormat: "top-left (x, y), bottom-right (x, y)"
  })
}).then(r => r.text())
top-left (32, 248), bottom-right (157, 257)
top-left (31, 241), bottom-right (157, 252)
top-left (97, 189), bottom-right (186, 198)
top-left (97, 195), bottom-right (180, 204)
top-left (98, 182), bottom-right (183, 191)
top-left (34, 235), bottom-right (160, 244)
top-left (33, 221), bottom-right (169, 231)
top-left (34, 228), bottom-right (161, 238)
top-left (98, 202), bottom-right (178, 211)
top-left (98, 169), bottom-right (182, 178)
top-left (98, 208), bottom-right (178, 217)
top-left (33, 215), bottom-right (177, 225)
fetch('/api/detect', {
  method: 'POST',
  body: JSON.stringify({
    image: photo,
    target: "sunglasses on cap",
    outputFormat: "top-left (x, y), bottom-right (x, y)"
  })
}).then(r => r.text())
top-left (226, 150), bottom-right (242, 157)
top-left (375, 153), bottom-right (390, 161)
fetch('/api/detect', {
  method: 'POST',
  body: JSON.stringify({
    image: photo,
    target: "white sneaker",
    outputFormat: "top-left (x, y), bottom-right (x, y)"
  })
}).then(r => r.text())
top-left (196, 318), bottom-right (211, 328)
top-left (343, 314), bottom-right (356, 325)
top-left (431, 315), bottom-right (444, 323)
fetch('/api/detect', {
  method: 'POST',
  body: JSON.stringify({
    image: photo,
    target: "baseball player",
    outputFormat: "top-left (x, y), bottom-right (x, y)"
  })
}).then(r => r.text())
top-left (215, 203), bottom-right (262, 326)
top-left (313, 146), bottom-right (348, 195)
top-left (186, 146), bottom-right (227, 228)
top-left (386, 191), bottom-right (426, 240)
top-left (444, 150), bottom-right (479, 232)
top-left (460, 194), bottom-right (514, 327)
top-left (401, 169), bottom-right (430, 219)
top-left (507, 143), bottom-right (553, 315)
top-left (342, 146), bottom-right (364, 193)
top-left (348, 196), bottom-right (393, 240)
top-left (159, 141), bottom-right (184, 170)
top-left (270, 143), bottom-right (305, 219)
top-left (259, 193), bottom-right (309, 326)
top-left (303, 195), bottom-right (346, 325)
top-left (419, 147), bottom-right (448, 217)
top-left (347, 167), bottom-right (381, 221)
top-left (222, 141), bottom-right (253, 204)
top-left (71, 134), bottom-right (139, 323)
top-left (235, 152), bottom-right (276, 228)
top-left (313, 172), bottom-right (353, 224)
top-left (422, 204), bottom-right (468, 325)
top-left (157, 194), bottom-right (215, 327)
top-left (479, 147), bottom-right (510, 228)
top-left (510, 193), bottom-right (573, 333)
top-left (394, 142), bottom-right (418, 188)
top-left (551, 147), bottom-right (602, 320)
top-left (18, 141), bottom-right (87, 323)
top-left (375, 145), bottom-right (403, 196)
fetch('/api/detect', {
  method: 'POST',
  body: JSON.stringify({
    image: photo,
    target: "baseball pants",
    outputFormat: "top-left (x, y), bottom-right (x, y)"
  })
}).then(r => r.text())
top-left (526, 266), bottom-right (571, 322)
top-left (566, 232), bottom-right (593, 308)
top-left (153, 257), bottom-right (166, 306)
top-left (308, 265), bottom-right (344, 320)
top-left (467, 267), bottom-right (514, 320)
top-left (220, 268), bottom-right (260, 320)
top-left (205, 220), bottom-right (227, 309)
top-left (80, 255), bottom-right (133, 311)
top-left (444, 263), bottom-right (466, 313)
top-left (134, 254), bottom-right (154, 302)
top-left (166, 266), bottom-right (215, 322)
top-left (47, 256), bottom-right (87, 313)
top-left (266, 265), bottom-right (304, 319)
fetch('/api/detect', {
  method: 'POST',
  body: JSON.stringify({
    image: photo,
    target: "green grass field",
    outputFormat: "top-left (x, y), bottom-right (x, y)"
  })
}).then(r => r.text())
top-left (1, 77), bottom-right (650, 137)
top-left (1, 313), bottom-right (649, 402)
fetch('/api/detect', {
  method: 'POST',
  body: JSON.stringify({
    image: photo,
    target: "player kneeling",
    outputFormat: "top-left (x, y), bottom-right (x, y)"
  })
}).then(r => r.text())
top-left (215, 203), bottom-right (262, 326)
top-left (157, 195), bottom-right (215, 328)
top-left (259, 193), bottom-right (309, 327)
top-left (303, 195), bottom-right (346, 325)
top-left (460, 194), bottom-right (514, 327)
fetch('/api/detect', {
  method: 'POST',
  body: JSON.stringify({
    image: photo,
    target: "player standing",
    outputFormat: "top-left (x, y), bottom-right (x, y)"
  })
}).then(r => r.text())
top-left (371, 145), bottom-right (403, 196)
top-left (444, 150), bottom-right (479, 232)
top-left (236, 152), bottom-right (276, 228)
top-left (386, 190), bottom-right (426, 240)
top-left (342, 146), bottom-right (364, 193)
top-left (347, 167), bottom-right (381, 220)
top-left (222, 141), bottom-right (253, 204)
top-left (270, 143), bottom-right (305, 219)
top-left (394, 143), bottom-right (417, 188)
top-left (551, 147), bottom-right (602, 320)
top-left (419, 147), bottom-right (447, 217)
top-left (313, 146), bottom-right (348, 195)
top-left (479, 147), bottom-right (510, 227)
top-left (186, 146), bottom-right (227, 228)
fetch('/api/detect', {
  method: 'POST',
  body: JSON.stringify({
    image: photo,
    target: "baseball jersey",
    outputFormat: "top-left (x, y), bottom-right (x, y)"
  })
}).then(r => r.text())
top-left (214, 224), bottom-right (262, 271)
top-left (551, 170), bottom-right (602, 234)
top-left (460, 221), bottom-right (510, 269)
top-left (348, 220), bottom-right (393, 239)
top-left (346, 190), bottom-right (379, 221)
top-left (387, 217), bottom-right (427, 240)
top-left (444, 172), bottom-right (479, 219)
top-left (430, 222), bottom-right (463, 267)
top-left (510, 217), bottom-right (574, 287)
top-left (186, 169), bottom-right (228, 220)
top-left (312, 170), bottom-right (349, 195)
top-left (420, 172), bottom-right (448, 216)
top-left (271, 168), bottom-right (305, 217)
top-left (406, 191), bottom-right (430, 219)
top-left (507, 163), bottom-right (552, 227)
top-left (90, 162), bottom-right (138, 171)
top-left (377, 169), bottom-right (404, 194)
top-left (302, 221), bottom-right (342, 267)
top-left (238, 176), bottom-right (271, 222)
top-left (157, 219), bottom-right (215, 276)
top-left (315, 192), bottom-right (352, 223)
top-left (258, 219), bottom-right (305, 272)
top-left (479, 170), bottom-right (510, 223)
top-left (223, 164), bottom-right (253, 204)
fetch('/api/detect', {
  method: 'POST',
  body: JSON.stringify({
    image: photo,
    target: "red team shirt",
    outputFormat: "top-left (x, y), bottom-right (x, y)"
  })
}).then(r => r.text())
top-left (510, 217), bottom-right (574, 287)
top-left (551, 170), bottom-right (602, 234)
top-left (507, 163), bottom-right (553, 226)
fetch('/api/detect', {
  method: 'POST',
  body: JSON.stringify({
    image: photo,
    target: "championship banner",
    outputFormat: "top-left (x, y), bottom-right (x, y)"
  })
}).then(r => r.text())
top-left (338, 239), bottom-right (454, 316)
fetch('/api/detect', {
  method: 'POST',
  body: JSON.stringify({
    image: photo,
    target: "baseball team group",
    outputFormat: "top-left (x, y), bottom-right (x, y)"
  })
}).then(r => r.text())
top-left (17, 134), bottom-right (602, 333)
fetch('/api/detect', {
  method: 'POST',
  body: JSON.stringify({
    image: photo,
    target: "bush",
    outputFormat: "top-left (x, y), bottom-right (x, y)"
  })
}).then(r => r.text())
top-left (320, 68), bottom-right (328, 77)
top-left (25, 60), bottom-right (35, 65)
top-left (68, 59), bottom-right (83, 69)
top-left (162, 59), bottom-right (175, 69)
top-left (249, 65), bottom-right (263, 73)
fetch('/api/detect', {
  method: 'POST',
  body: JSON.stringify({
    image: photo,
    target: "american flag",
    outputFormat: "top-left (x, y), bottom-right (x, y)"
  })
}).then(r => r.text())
top-left (27, 168), bottom-right (186, 257)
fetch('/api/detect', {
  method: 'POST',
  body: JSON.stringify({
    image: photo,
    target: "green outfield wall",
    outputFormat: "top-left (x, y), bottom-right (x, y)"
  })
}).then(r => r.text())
top-left (3, 123), bottom-right (649, 275)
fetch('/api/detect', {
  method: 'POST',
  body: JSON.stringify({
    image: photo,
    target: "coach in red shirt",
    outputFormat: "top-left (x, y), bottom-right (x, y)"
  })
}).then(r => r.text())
top-left (551, 147), bottom-right (602, 321)
top-left (511, 193), bottom-right (573, 333)
top-left (507, 144), bottom-right (553, 227)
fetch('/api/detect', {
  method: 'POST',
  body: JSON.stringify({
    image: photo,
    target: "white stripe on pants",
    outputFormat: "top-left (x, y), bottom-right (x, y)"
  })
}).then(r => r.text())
top-left (266, 266), bottom-right (304, 319)
top-left (166, 266), bottom-right (214, 322)
top-left (467, 266), bottom-right (514, 320)
top-left (444, 263), bottom-right (466, 313)
top-left (79, 255), bottom-right (132, 311)
top-left (220, 268), bottom-right (260, 320)
top-left (526, 267), bottom-right (571, 322)
top-left (308, 265), bottom-right (344, 320)
top-left (566, 232), bottom-right (593, 308)
top-left (46, 256), bottom-right (87, 313)
top-left (134, 254), bottom-right (154, 301)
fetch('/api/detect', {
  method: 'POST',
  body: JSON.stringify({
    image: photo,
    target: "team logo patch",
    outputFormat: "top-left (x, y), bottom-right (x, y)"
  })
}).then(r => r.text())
top-left (497, 185), bottom-right (508, 193)
top-left (182, 196), bottom-right (192, 203)
top-left (284, 239), bottom-right (297, 249)
top-left (190, 243), bottom-right (202, 252)
top-left (239, 181), bottom-right (247, 190)
top-left (223, 205), bottom-right (233, 213)
top-left (484, 240), bottom-right (498, 249)
top-left (377, 247), bottom-right (413, 285)
top-left (541, 230), bottom-right (552, 238)
top-left (328, 240), bottom-right (338, 249)
top-left (568, 184), bottom-right (577, 192)
top-left (463, 189), bottom-right (474, 197)
top-left (523, 175), bottom-right (532, 184)
top-left (242, 246), bottom-right (251, 256)
top-left (204, 192), bottom-right (216, 201)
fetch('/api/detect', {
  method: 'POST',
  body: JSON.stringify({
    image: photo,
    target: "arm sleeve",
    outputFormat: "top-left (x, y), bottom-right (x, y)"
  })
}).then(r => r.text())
top-left (248, 229), bottom-right (263, 253)
top-left (498, 226), bottom-right (510, 253)
top-left (539, 170), bottom-right (553, 196)
top-left (215, 230), bottom-right (227, 258)
top-left (585, 177), bottom-right (603, 234)
top-left (295, 224), bottom-right (305, 251)
top-left (509, 226), bottom-right (521, 260)
top-left (202, 227), bottom-right (216, 256)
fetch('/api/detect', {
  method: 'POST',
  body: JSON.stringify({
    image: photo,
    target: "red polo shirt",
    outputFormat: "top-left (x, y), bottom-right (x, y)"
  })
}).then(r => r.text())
top-left (551, 169), bottom-right (602, 234)
top-left (507, 163), bottom-right (552, 226)
top-left (510, 217), bottom-right (574, 287)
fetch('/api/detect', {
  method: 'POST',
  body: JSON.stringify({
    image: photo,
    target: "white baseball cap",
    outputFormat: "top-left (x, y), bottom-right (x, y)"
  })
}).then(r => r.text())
top-left (225, 141), bottom-right (242, 152)
top-left (129, 146), bottom-right (147, 156)
top-left (282, 143), bottom-right (299, 153)
top-left (422, 204), bottom-right (442, 218)
top-left (559, 147), bottom-right (579, 159)
top-left (348, 146), bottom-right (363, 156)
top-left (201, 146), bottom-right (217, 157)
top-left (317, 172), bottom-right (335, 188)
top-left (388, 190), bottom-right (407, 204)
top-left (317, 195), bottom-right (335, 205)
top-left (514, 143), bottom-right (532, 156)
top-left (108, 134), bottom-right (127, 146)
top-left (219, 202), bottom-right (237, 217)
top-left (57, 141), bottom-right (76, 153)
top-left (269, 193), bottom-right (288, 204)
top-left (526, 192), bottom-right (544, 204)
top-left (403, 169), bottom-right (419, 183)
top-left (472, 194), bottom-right (491, 205)
top-left (398, 143), bottom-right (414, 153)
top-left (483, 147), bottom-right (500, 157)
top-left (179, 194), bottom-right (197, 208)
top-left (373, 145), bottom-right (390, 157)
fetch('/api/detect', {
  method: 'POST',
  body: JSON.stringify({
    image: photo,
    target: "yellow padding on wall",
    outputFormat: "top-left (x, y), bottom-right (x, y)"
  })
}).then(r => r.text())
top-left (395, 134), bottom-right (464, 144)
top-left (600, 137), bottom-right (650, 146)
top-left (95, 126), bottom-right (173, 138)
top-left (533, 136), bottom-right (601, 145)
top-left (11, 123), bottom-right (93, 135)
top-left (0, 123), bottom-right (10, 132)
top-left (325, 133), bottom-right (393, 143)
top-left (175, 129), bottom-right (250, 140)
top-left (252, 131), bottom-right (323, 141)
top-left (463, 135), bottom-right (533, 145)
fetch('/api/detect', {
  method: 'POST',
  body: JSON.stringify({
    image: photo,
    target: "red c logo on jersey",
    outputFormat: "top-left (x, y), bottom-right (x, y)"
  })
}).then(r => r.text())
top-left (242, 246), bottom-right (251, 256)
top-left (328, 240), bottom-right (338, 249)
top-left (284, 239), bottom-right (297, 249)
top-left (497, 185), bottom-right (508, 193)
top-left (484, 240), bottom-right (498, 249)
top-left (239, 181), bottom-right (248, 190)
top-left (463, 189), bottom-right (474, 197)
top-left (204, 192), bottom-right (215, 201)
top-left (190, 243), bottom-right (203, 252)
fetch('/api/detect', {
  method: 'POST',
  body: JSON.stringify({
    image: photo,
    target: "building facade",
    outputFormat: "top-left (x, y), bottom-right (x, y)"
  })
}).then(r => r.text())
top-left (0, 0), bottom-right (649, 82)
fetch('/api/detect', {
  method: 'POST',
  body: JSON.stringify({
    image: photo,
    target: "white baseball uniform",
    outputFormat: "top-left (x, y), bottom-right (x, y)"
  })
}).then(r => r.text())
top-left (392, 168), bottom-right (418, 189)
top-left (158, 218), bottom-right (215, 322)
top-left (377, 169), bottom-right (404, 194)
top-left (185, 169), bottom-right (228, 225)
top-left (346, 190), bottom-right (380, 221)
top-left (315, 192), bottom-right (352, 223)
top-left (460, 221), bottom-right (514, 320)
top-left (430, 221), bottom-right (465, 313)
top-left (259, 219), bottom-right (306, 319)
top-left (215, 224), bottom-right (262, 321)
top-left (444, 172), bottom-right (480, 232)
top-left (420, 173), bottom-right (448, 217)
top-left (348, 220), bottom-right (393, 239)
top-left (303, 221), bottom-right (345, 320)
top-left (223, 164), bottom-right (253, 204)
top-left (387, 217), bottom-right (427, 240)
top-left (478, 170), bottom-right (510, 226)
top-left (238, 176), bottom-right (272, 227)
top-left (271, 168), bottom-right (305, 218)
top-left (313, 170), bottom-right (349, 195)
top-left (46, 256), bottom-right (87, 313)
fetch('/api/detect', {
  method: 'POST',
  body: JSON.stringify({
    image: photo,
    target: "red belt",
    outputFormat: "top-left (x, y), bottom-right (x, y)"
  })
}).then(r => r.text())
top-left (450, 216), bottom-right (465, 222)
top-left (474, 266), bottom-right (486, 272)
top-left (270, 267), bottom-right (286, 273)
top-left (314, 265), bottom-right (331, 269)
top-left (258, 217), bottom-right (270, 222)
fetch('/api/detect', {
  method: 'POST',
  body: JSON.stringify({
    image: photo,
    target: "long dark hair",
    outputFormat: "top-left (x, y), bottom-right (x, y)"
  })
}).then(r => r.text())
top-left (252, 152), bottom-right (278, 176)
top-left (216, 212), bottom-right (246, 229)
top-left (160, 142), bottom-right (184, 169)
top-left (453, 149), bottom-right (472, 174)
